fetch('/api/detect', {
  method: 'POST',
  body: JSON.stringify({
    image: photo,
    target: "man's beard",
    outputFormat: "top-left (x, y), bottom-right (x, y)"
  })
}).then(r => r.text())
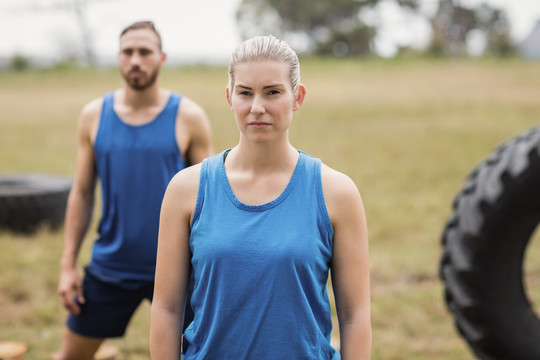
top-left (123, 68), bottom-right (159, 91)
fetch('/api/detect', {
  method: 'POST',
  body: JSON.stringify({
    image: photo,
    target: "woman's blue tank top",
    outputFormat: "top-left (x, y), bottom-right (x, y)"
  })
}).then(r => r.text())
top-left (89, 91), bottom-right (187, 284)
top-left (184, 150), bottom-right (339, 359)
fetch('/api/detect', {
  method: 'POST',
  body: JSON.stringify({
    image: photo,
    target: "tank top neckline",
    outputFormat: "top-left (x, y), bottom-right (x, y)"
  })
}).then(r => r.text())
top-left (218, 149), bottom-right (304, 211)
top-left (109, 92), bottom-right (175, 129)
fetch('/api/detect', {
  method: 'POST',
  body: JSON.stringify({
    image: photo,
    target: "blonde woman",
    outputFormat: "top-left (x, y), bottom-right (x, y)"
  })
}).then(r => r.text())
top-left (150, 35), bottom-right (371, 359)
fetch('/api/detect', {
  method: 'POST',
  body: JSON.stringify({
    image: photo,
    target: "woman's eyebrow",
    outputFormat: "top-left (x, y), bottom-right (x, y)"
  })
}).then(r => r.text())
top-left (263, 84), bottom-right (284, 89)
top-left (236, 84), bottom-right (284, 90)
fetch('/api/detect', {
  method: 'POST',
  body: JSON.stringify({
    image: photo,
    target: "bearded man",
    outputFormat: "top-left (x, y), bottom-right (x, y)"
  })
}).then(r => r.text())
top-left (53, 21), bottom-right (213, 360)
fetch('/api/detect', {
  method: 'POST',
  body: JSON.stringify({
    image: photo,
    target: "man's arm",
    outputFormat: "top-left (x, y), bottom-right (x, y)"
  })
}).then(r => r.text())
top-left (323, 164), bottom-right (372, 360)
top-left (58, 99), bottom-right (101, 315)
top-left (176, 97), bottom-right (213, 165)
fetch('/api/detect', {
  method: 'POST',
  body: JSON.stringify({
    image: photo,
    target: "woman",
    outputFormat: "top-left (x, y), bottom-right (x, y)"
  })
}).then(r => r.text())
top-left (150, 35), bottom-right (371, 359)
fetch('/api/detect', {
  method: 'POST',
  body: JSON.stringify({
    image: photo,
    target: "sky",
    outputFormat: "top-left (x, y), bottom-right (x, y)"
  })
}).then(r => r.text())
top-left (1, 0), bottom-right (540, 65)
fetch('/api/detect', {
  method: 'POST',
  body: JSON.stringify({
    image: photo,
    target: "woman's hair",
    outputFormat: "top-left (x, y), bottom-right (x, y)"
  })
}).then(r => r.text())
top-left (228, 35), bottom-right (300, 94)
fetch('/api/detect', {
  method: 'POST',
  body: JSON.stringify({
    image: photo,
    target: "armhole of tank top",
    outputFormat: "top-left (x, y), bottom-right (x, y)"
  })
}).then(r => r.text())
top-left (172, 93), bottom-right (188, 166)
top-left (190, 158), bottom-right (207, 229)
top-left (94, 93), bottom-right (112, 147)
top-left (169, 91), bottom-right (184, 156)
top-left (315, 158), bottom-right (334, 241)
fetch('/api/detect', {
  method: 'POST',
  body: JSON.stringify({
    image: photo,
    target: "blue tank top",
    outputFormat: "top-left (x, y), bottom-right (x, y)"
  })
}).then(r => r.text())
top-left (184, 150), bottom-right (339, 359)
top-left (89, 91), bottom-right (187, 284)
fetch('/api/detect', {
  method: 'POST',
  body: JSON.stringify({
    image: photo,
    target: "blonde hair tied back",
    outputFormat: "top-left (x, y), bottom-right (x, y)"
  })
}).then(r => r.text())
top-left (228, 35), bottom-right (300, 94)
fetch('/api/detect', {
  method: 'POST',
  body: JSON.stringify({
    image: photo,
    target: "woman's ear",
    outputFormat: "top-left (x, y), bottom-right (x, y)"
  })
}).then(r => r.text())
top-left (293, 84), bottom-right (307, 111)
top-left (226, 87), bottom-right (233, 109)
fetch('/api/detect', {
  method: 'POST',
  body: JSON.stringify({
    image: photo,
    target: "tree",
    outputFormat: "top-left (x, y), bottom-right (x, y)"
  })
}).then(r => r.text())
top-left (10, 54), bottom-right (31, 72)
top-left (4, 0), bottom-right (113, 67)
top-left (236, 0), bottom-right (418, 56)
top-left (429, 0), bottom-right (476, 57)
top-left (474, 3), bottom-right (514, 56)
top-left (428, 0), bottom-right (514, 57)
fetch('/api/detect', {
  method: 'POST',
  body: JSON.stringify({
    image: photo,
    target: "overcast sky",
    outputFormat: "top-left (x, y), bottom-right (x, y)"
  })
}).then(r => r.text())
top-left (1, 0), bottom-right (540, 65)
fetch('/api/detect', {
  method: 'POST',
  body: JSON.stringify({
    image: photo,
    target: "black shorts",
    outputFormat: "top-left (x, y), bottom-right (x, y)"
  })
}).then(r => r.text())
top-left (66, 270), bottom-right (154, 338)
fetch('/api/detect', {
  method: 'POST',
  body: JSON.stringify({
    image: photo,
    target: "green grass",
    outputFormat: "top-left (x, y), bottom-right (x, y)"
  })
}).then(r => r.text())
top-left (2, 58), bottom-right (540, 359)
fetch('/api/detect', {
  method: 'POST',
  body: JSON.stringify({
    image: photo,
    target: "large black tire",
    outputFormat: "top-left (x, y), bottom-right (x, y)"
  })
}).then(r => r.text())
top-left (0, 173), bottom-right (72, 234)
top-left (441, 126), bottom-right (540, 360)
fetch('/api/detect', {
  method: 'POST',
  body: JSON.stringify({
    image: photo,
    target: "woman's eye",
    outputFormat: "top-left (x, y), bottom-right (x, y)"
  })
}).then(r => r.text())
top-left (268, 90), bottom-right (280, 95)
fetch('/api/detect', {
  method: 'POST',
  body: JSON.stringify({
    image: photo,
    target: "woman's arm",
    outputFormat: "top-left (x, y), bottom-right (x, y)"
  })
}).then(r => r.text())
top-left (150, 165), bottom-right (200, 359)
top-left (322, 164), bottom-right (371, 360)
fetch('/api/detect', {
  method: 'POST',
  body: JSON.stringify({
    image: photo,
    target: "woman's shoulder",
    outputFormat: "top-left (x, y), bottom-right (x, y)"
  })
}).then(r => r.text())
top-left (166, 163), bottom-right (203, 200)
top-left (320, 162), bottom-right (363, 220)
top-left (167, 150), bottom-right (224, 196)
top-left (172, 162), bottom-right (203, 184)
top-left (320, 163), bottom-right (359, 195)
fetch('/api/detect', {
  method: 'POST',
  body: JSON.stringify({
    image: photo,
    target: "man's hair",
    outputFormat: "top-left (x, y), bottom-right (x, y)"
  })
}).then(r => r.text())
top-left (120, 21), bottom-right (162, 51)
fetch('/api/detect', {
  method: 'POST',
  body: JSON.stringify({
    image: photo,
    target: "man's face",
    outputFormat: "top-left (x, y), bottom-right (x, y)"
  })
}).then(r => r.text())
top-left (118, 29), bottom-right (165, 91)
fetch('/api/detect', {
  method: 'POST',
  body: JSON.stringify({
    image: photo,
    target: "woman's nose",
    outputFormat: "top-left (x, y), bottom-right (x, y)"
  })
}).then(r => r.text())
top-left (250, 96), bottom-right (265, 115)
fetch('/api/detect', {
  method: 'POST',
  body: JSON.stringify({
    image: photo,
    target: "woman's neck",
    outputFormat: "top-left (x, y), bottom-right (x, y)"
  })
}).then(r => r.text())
top-left (227, 141), bottom-right (298, 173)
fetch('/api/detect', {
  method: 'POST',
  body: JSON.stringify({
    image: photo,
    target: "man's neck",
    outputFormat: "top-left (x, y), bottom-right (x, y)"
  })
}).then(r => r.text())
top-left (122, 83), bottom-right (162, 109)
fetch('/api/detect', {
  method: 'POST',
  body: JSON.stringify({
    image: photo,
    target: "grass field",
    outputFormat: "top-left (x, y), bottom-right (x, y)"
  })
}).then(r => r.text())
top-left (1, 57), bottom-right (540, 359)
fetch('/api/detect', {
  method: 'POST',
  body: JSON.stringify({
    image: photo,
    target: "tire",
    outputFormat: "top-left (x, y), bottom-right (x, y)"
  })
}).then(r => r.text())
top-left (440, 126), bottom-right (540, 360)
top-left (0, 173), bottom-right (72, 234)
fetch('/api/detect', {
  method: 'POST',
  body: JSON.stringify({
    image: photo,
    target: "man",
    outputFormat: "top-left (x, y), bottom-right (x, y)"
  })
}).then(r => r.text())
top-left (54, 21), bottom-right (213, 360)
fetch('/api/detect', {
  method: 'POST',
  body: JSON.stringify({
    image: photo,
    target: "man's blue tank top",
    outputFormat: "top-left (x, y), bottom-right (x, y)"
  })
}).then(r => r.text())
top-left (184, 150), bottom-right (340, 359)
top-left (89, 91), bottom-right (187, 284)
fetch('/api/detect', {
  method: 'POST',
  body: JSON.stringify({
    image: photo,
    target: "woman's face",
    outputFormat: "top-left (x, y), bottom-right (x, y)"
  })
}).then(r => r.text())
top-left (227, 60), bottom-right (305, 145)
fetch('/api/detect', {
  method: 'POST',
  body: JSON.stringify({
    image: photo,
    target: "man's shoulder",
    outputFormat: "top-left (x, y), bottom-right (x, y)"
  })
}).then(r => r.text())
top-left (177, 95), bottom-right (206, 119)
top-left (161, 89), bottom-right (204, 119)
top-left (77, 93), bottom-right (110, 137)
top-left (81, 94), bottom-right (107, 118)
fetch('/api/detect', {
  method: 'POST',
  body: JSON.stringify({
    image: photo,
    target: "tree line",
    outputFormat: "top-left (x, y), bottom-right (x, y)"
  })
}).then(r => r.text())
top-left (236, 0), bottom-right (515, 58)
top-left (3, 0), bottom-right (521, 71)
